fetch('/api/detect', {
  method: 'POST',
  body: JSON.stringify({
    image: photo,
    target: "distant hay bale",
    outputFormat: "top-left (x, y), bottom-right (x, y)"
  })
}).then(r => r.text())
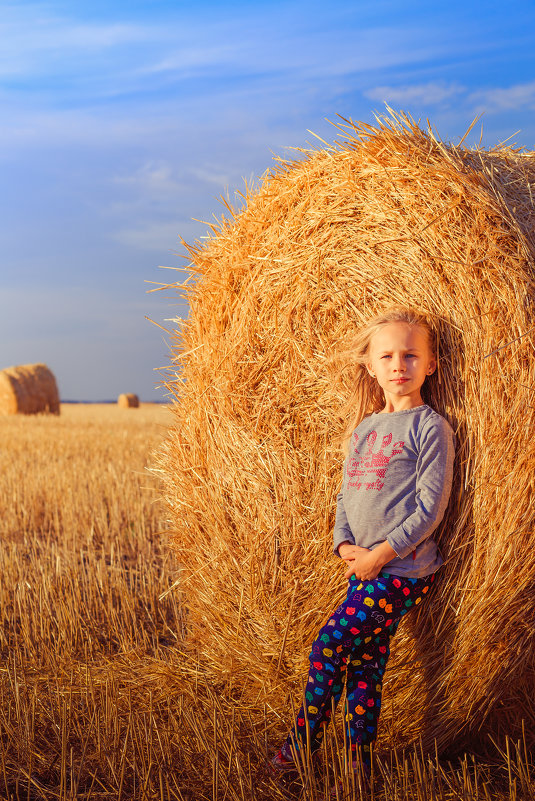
top-left (158, 112), bottom-right (535, 754)
top-left (0, 363), bottom-right (60, 415)
top-left (118, 393), bottom-right (139, 408)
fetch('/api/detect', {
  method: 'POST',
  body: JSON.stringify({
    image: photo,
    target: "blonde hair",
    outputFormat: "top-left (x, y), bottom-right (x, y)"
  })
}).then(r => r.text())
top-left (338, 307), bottom-right (437, 455)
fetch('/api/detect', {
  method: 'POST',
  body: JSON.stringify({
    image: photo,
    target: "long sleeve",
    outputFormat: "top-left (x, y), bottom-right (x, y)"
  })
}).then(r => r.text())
top-left (386, 418), bottom-right (455, 559)
top-left (332, 491), bottom-right (356, 556)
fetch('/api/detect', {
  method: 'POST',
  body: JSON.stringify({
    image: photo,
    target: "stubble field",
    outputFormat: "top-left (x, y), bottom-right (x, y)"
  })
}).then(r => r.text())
top-left (0, 404), bottom-right (532, 800)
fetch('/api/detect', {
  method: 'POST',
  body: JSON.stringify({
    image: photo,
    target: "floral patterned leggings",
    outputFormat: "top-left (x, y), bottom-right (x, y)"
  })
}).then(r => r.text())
top-left (281, 571), bottom-right (435, 768)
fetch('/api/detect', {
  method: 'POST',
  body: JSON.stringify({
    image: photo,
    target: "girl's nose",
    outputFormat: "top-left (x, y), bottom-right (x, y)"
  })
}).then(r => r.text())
top-left (393, 356), bottom-right (406, 372)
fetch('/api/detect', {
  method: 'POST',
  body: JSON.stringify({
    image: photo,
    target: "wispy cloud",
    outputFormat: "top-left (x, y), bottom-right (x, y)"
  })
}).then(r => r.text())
top-left (0, 3), bottom-right (465, 102)
top-left (4, 0), bottom-right (535, 400)
top-left (469, 80), bottom-right (535, 112)
top-left (0, 7), bottom-right (153, 78)
top-left (364, 82), bottom-right (464, 106)
top-left (114, 221), bottom-right (187, 252)
top-left (363, 79), bottom-right (535, 119)
top-left (108, 159), bottom-right (242, 252)
top-left (0, 283), bottom-right (182, 400)
top-left (113, 161), bottom-right (185, 197)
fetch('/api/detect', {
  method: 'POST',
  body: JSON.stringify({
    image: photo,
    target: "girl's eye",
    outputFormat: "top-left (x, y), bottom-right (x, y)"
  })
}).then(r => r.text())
top-left (381, 355), bottom-right (391, 359)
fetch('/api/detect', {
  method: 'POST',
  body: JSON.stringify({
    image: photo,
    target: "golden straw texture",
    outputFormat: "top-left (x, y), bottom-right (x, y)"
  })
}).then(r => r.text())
top-left (118, 392), bottom-right (140, 408)
top-left (158, 112), bottom-right (535, 754)
top-left (0, 363), bottom-right (60, 415)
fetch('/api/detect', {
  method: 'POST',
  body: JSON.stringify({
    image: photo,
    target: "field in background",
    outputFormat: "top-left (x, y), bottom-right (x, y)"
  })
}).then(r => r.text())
top-left (0, 404), bottom-right (532, 800)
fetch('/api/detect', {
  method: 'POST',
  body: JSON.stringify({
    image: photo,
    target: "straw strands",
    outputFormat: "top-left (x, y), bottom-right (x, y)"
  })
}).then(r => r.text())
top-left (118, 392), bottom-right (140, 408)
top-left (0, 363), bottom-right (60, 415)
top-left (4, 404), bottom-right (532, 799)
top-left (158, 112), bottom-right (535, 755)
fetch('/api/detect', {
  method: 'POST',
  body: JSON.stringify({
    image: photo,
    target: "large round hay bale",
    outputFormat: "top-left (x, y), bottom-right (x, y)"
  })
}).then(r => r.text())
top-left (0, 363), bottom-right (60, 415)
top-left (118, 393), bottom-right (139, 408)
top-left (159, 113), bottom-right (535, 754)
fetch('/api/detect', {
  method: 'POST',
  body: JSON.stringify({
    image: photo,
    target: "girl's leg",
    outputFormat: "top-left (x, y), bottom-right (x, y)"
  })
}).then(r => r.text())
top-left (279, 581), bottom-right (360, 760)
top-left (280, 572), bottom-right (434, 763)
top-left (344, 624), bottom-right (398, 770)
top-left (344, 573), bottom-right (434, 769)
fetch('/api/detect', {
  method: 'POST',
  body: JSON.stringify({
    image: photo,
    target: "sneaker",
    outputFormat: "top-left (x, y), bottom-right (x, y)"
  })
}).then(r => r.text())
top-left (268, 748), bottom-right (297, 775)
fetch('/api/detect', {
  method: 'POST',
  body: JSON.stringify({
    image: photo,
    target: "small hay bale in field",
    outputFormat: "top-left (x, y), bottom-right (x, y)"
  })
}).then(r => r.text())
top-left (0, 363), bottom-right (60, 415)
top-left (118, 393), bottom-right (139, 408)
top-left (158, 112), bottom-right (535, 754)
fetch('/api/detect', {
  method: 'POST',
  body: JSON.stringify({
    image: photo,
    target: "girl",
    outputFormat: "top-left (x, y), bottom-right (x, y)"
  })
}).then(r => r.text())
top-left (270, 307), bottom-right (455, 781)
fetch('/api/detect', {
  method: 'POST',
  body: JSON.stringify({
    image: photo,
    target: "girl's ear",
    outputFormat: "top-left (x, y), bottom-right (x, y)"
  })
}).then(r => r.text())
top-left (427, 358), bottom-right (437, 376)
top-left (366, 362), bottom-right (375, 378)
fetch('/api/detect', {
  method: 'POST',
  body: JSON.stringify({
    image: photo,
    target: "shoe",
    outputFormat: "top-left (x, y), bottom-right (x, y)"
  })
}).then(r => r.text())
top-left (267, 749), bottom-right (297, 776)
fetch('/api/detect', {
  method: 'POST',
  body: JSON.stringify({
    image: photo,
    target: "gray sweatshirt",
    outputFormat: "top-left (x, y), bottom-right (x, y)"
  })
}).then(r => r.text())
top-left (333, 404), bottom-right (455, 577)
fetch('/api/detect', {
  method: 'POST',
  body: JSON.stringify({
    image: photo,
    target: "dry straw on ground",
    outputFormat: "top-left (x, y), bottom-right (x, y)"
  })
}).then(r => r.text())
top-left (158, 112), bottom-right (535, 756)
top-left (0, 362), bottom-right (60, 415)
top-left (2, 404), bottom-right (532, 799)
top-left (118, 392), bottom-right (140, 408)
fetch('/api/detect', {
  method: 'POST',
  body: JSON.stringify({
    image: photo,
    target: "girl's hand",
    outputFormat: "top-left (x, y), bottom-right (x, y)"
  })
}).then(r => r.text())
top-left (340, 541), bottom-right (398, 581)
top-left (337, 542), bottom-right (364, 562)
top-left (343, 547), bottom-right (383, 580)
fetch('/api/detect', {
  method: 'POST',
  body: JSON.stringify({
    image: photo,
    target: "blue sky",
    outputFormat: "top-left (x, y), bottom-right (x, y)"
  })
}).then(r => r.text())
top-left (1, 0), bottom-right (534, 401)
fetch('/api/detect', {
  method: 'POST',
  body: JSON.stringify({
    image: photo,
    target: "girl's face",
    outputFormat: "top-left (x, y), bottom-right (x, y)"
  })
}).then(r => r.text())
top-left (366, 322), bottom-right (436, 411)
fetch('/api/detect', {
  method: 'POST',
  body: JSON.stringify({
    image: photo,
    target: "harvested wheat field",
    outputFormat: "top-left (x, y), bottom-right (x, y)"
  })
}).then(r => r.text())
top-left (0, 362), bottom-right (60, 415)
top-left (1, 403), bottom-right (533, 798)
top-left (159, 110), bottom-right (535, 763)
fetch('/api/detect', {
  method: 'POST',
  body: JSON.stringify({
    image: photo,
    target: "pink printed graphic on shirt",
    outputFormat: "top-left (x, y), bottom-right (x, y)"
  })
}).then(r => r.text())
top-left (347, 430), bottom-right (405, 490)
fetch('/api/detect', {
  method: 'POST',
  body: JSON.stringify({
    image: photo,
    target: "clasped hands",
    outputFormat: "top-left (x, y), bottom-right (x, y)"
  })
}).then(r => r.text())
top-left (337, 540), bottom-right (397, 581)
